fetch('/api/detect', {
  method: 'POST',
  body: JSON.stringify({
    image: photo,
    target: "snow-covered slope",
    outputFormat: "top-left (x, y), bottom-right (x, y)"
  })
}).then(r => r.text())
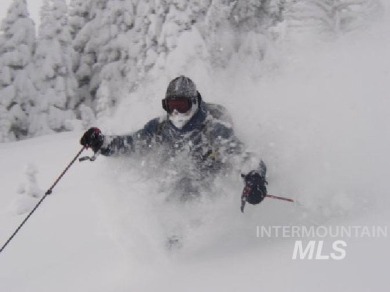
top-left (1, 16), bottom-right (390, 292)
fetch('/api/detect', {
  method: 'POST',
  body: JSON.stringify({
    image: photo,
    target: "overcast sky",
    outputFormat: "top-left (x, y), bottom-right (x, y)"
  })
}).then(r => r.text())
top-left (1, 0), bottom-right (44, 26)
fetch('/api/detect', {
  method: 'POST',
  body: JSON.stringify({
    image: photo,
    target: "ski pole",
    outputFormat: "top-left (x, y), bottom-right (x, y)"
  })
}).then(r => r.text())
top-left (265, 194), bottom-right (295, 203)
top-left (0, 146), bottom-right (86, 254)
top-left (241, 193), bottom-right (298, 213)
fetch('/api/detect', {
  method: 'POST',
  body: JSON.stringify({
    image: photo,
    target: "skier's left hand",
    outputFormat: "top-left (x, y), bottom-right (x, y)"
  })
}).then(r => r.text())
top-left (241, 171), bottom-right (267, 212)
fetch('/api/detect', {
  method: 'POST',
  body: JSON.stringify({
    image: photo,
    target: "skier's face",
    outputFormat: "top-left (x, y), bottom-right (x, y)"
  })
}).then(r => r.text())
top-left (168, 100), bottom-right (198, 129)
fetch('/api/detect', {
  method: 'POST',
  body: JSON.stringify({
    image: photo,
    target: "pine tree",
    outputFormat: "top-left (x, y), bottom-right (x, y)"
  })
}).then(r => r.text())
top-left (284, 0), bottom-right (382, 39)
top-left (150, 1), bottom-right (211, 74)
top-left (0, 0), bottom-right (36, 142)
top-left (202, 0), bottom-right (239, 68)
top-left (68, 0), bottom-right (93, 40)
top-left (200, 0), bottom-right (284, 69)
top-left (133, 0), bottom-right (161, 73)
top-left (30, 0), bottom-right (77, 136)
top-left (71, 0), bottom-right (108, 113)
top-left (336, 0), bottom-right (383, 33)
top-left (91, 0), bottom-right (136, 119)
top-left (68, 0), bottom-right (96, 126)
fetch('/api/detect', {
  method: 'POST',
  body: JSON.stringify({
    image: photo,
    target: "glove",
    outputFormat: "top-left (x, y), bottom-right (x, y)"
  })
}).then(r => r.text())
top-left (80, 127), bottom-right (104, 152)
top-left (241, 170), bottom-right (267, 210)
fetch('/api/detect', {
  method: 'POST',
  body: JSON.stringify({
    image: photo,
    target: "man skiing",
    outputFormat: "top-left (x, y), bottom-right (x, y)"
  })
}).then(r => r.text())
top-left (80, 76), bottom-right (267, 212)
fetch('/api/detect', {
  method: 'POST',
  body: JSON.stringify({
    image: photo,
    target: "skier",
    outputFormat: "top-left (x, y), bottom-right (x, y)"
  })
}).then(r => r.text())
top-left (80, 76), bottom-right (267, 211)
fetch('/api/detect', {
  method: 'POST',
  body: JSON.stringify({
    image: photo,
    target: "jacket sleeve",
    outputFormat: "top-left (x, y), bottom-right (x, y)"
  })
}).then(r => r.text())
top-left (208, 117), bottom-right (266, 178)
top-left (99, 118), bottom-right (161, 156)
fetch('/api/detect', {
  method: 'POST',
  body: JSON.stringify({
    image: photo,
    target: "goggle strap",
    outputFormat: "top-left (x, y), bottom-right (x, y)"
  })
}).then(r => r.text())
top-left (162, 99), bottom-right (168, 112)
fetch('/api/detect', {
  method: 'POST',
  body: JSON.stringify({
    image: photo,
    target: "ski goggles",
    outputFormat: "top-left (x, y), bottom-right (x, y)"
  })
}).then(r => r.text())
top-left (162, 98), bottom-right (193, 114)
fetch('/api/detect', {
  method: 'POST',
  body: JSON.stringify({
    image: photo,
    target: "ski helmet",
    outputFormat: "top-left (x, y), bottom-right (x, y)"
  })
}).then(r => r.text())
top-left (165, 75), bottom-right (197, 100)
top-left (162, 76), bottom-right (202, 129)
top-left (162, 76), bottom-right (202, 114)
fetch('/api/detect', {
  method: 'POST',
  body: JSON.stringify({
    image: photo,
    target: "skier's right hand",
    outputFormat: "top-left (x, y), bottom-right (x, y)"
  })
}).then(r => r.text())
top-left (80, 127), bottom-right (104, 152)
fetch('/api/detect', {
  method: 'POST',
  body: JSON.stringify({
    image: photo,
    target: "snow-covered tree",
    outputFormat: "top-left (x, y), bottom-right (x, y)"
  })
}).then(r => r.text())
top-left (68, 0), bottom-right (96, 126)
top-left (201, 0), bottom-right (237, 68)
top-left (198, 0), bottom-right (285, 69)
top-left (0, 0), bottom-right (36, 142)
top-left (68, 0), bottom-right (288, 122)
top-left (73, 0), bottom-right (147, 119)
top-left (92, 0), bottom-right (136, 119)
top-left (0, 0), bottom-right (382, 142)
top-left (140, 1), bottom-right (212, 79)
top-left (284, 0), bottom-right (383, 39)
top-left (16, 163), bottom-right (43, 215)
top-left (68, 0), bottom-right (93, 40)
top-left (71, 0), bottom-right (108, 114)
top-left (133, 0), bottom-right (161, 73)
top-left (30, 0), bottom-right (77, 136)
top-left (336, 0), bottom-right (383, 33)
top-left (231, 0), bottom-right (272, 29)
top-left (0, 105), bottom-right (13, 142)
